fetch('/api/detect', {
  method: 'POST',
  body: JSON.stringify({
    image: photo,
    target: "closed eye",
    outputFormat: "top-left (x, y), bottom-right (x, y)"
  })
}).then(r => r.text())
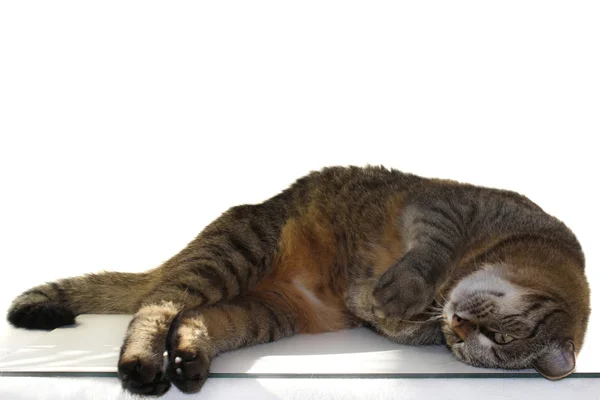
top-left (480, 326), bottom-right (516, 344)
top-left (493, 332), bottom-right (514, 344)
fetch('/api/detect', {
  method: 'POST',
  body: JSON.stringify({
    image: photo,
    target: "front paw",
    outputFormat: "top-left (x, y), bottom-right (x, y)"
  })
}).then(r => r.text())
top-left (372, 261), bottom-right (435, 320)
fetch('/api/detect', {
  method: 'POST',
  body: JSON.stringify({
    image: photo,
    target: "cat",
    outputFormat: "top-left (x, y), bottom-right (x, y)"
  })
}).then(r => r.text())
top-left (7, 165), bottom-right (590, 396)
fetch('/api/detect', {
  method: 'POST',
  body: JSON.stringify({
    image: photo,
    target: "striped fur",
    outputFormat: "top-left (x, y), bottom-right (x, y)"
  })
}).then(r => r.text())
top-left (7, 166), bottom-right (590, 395)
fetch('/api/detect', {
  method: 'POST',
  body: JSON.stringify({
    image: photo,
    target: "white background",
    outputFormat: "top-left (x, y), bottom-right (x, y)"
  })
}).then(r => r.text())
top-left (0, 1), bottom-right (599, 398)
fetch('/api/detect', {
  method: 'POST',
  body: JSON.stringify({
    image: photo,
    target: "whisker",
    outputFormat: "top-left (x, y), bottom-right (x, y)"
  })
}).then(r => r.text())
top-left (397, 315), bottom-right (443, 324)
top-left (439, 291), bottom-right (449, 304)
top-left (427, 303), bottom-right (444, 311)
top-left (433, 290), bottom-right (452, 310)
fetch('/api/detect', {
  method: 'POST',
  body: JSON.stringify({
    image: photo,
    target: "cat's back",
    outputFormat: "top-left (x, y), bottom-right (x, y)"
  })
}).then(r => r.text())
top-left (279, 165), bottom-right (423, 212)
top-left (271, 165), bottom-right (581, 257)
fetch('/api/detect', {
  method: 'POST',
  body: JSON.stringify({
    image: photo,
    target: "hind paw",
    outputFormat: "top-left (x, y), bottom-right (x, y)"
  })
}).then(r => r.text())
top-left (167, 349), bottom-right (210, 394)
top-left (118, 356), bottom-right (171, 396)
top-left (118, 302), bottom-right (181, 396)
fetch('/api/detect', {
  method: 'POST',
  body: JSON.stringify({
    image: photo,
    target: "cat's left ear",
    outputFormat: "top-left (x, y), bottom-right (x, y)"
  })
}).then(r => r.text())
top-left (533, 340), bottom-right (576, 380)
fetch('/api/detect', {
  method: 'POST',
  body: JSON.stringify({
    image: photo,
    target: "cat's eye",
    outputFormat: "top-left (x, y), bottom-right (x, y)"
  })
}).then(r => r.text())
top-left (493, 332), bottom-right (514, 344)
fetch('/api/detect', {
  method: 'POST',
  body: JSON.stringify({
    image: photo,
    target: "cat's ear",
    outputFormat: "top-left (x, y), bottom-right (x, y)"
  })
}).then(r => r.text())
top-left (533, 340), bottom-right (576, 380)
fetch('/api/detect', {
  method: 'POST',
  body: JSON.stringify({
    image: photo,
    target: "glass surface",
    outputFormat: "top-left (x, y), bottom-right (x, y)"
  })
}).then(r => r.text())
top-left (0, 315), bottom-right (598, 379)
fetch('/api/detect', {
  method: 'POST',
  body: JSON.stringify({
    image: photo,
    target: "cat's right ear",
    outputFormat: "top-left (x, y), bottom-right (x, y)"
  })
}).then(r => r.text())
top-left (533, 340), bottom-right (576, 380)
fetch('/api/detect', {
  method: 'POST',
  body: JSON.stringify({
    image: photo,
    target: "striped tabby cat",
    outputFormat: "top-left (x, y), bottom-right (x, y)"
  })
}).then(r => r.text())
top-left (7, 166), bottom-right (590, 395)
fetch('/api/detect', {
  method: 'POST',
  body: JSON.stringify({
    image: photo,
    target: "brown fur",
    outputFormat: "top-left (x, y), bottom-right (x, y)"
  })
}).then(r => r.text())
top-left (6, 165), bottom-right (590, 395)
top-left (255, 215), bottom-right (352, 334)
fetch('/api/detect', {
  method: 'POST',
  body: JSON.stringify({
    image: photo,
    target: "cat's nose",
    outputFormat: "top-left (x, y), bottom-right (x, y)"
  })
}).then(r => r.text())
top-left (450, 314), bottom-right (475, 340)
top-left (451, 314), bottom-right (467, 327)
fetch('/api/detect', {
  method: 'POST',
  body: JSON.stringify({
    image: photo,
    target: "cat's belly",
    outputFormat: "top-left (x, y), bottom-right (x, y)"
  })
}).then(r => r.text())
top-left (251, 216), bottom-right (357, 335)
top-left (249, 271), bottom-right (355, 335)
top-left (290, 277), bottom-right (357, 334)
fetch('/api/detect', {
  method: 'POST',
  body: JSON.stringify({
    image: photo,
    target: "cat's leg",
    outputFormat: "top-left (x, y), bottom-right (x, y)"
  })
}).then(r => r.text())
top-left (152, 203), bottom-right (286, 305)
top-left (372, 249), bottom-right (451, 319)
top-left (371, 201), bottom-right (465, 320)
top-left (117, 203), bottom-right (288, 395)
top-left (347, 278), bottom-right (444, 345)
top-left (164, 292), bottom-right (299, 394)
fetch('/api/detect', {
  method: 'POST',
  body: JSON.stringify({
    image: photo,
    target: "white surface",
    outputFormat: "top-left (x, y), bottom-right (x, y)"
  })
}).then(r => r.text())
top-left (1, 1), bottom-right (599, 399)
top-left (0, 315), bottom-right (597, 376)
top-left (1, 377), bottom-right (599, 400)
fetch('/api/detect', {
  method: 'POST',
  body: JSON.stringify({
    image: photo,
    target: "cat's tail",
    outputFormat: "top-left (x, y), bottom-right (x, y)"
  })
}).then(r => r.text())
top-left (7, 270), bottom-right (153, 330)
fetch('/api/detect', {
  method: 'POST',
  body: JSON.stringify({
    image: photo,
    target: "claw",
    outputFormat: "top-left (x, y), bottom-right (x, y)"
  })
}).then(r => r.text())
top-left (162, 351), bottom-right (169, 370)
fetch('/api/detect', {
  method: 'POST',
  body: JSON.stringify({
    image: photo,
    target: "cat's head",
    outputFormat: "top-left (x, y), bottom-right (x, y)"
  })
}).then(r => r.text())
top-left (442, 264), bottom-right (590, 379)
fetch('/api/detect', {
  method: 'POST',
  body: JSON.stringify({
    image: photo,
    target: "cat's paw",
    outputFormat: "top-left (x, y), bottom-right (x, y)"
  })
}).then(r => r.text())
top-left (7, 285), bottom-right (75, 330)
top-left (118, 355), bottom-right (171, 396)
top-left (8, 302), bottom-right (75, 330)
top-left (371, 261), bottom-right (434, 320)
top-left (166, 312), bottom-right (212, 394)
top-left (167, 349), bottom-right (210, 394)
top-left (118, 303), bottom-right (179, 396)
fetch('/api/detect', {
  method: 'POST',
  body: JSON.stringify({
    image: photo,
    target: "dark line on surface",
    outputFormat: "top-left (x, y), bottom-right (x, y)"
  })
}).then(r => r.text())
top-left (1, 371), bottom-right (598, 379)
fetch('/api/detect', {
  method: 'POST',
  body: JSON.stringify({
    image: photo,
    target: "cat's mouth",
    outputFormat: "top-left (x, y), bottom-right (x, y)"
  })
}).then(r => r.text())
top-left (441, 317), bottom-right (465, 347)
